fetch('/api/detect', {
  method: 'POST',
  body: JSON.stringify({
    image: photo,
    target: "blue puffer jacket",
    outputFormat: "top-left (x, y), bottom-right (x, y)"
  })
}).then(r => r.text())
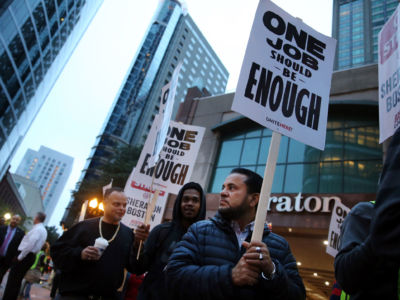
top-left (166, 213), bottom-right (305, 300)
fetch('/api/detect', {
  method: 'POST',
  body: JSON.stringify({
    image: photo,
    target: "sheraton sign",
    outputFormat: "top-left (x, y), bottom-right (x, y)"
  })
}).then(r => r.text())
top-left (267, 193), bottom-right (340, 213)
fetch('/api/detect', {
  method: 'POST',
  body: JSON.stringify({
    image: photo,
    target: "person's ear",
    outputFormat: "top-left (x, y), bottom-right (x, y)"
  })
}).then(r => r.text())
top-left (249, 193), bottom-right (259, 208)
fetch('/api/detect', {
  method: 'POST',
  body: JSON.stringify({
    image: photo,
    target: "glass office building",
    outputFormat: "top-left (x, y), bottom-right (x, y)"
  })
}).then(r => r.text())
top-left (79, 0), bottom-right (228, 182)
top-left (0, 0), bottom-right (102, 180)
top-left (333, 0), bottom-right (398, 70)
top-left (209, 106), bottom-right (381, 194)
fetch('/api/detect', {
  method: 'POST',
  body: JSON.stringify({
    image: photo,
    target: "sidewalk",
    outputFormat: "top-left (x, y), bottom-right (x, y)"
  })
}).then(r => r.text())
top-left (0, 272), bottom-right (52, 300)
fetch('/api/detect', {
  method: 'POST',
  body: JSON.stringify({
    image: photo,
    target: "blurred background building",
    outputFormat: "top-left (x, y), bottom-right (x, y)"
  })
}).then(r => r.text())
top-left (11, 173), bottom-right (43, 226)
top-left (332, 0), bottom-right (398, 70)
top-left (15, 145), bottom-right (73, 223)
top-left (0, 0), bottom-right (102, 181)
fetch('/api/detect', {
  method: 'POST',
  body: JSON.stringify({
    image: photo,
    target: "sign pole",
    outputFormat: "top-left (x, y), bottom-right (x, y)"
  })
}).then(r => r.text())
top-left (251, 131), bottom-right (281, 242)
top-left (79, 200), bottom-right (88, 222)
top-left (137, 161), bottom-right (160, 258)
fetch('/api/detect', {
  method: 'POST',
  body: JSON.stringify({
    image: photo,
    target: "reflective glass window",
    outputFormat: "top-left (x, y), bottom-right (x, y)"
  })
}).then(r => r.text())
top-left (210, 106), bottom-right (382, 194)
top-left (217, 140), bottom-right (243, 167)
top-left (240, 138), bottom-right (259, 165)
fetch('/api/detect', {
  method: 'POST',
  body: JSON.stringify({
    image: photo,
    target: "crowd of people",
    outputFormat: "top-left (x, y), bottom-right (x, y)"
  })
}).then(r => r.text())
top-left (0, 212), bottom-right (49, 300)
top-left (1, 129), bottom-right (400, 300)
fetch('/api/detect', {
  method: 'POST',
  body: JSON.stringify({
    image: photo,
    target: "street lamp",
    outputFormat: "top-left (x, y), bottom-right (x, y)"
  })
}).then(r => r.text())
top-left (89, 198), bottom-right (98, 208)
top-left (86, 198), bottom-right (104, 218)
top-left (4, 213), bottom-right (11, 221)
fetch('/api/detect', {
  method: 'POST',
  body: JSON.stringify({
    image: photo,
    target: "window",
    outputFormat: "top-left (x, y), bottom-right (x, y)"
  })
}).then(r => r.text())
top-left (209, 107), bottom-right (382, 194)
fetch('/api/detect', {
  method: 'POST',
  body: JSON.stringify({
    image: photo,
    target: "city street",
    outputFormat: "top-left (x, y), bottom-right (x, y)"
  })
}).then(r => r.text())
top-left (0, 272), bottom-right (52, 300)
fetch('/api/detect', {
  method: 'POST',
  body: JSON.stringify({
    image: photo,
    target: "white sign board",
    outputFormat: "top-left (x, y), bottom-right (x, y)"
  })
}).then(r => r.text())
top-left (122, 120), bottom-right (205, 229)
top-left (378, 5), bottom-right (400, 143)
top-left (326, 201), bottom-right (350, 257)
top-left (232, 0), bottom-right (336, 150)
top-left (150, 62), bottom-right (182, 166)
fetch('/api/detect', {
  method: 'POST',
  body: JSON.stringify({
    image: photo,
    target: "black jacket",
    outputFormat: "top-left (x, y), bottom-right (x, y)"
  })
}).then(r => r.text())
top-left (133, 182), bottom-right (206, 300)
top-left (51, 218), bottom-right (135, 299)
top-left (371, 127), bottom-right (400, 260)
top-left (166, 213), bottom-right (305, 300)
top-left (0, 225), bottom-right (24, 264)
top-left (334, 202), bottom-right (398, 299)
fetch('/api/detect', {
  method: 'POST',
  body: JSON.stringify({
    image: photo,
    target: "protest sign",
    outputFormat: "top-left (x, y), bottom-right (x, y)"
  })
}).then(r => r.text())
top-left (326, 200), bottom-right (350, 257)
top-left (150, 62), bottom-right (182, 167)
top-left (378, 5), bottom-right (400, 142)
top-left (231, 0), bottom-right (336, 242)
top-left (122, 119), bottom-right (205, 229)
top-left (232, 0), bottom-right (336, 150)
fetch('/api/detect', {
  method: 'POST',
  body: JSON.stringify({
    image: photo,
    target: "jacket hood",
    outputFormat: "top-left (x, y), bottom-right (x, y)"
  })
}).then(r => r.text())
top-left (172, 182), bottom-right (206, 223)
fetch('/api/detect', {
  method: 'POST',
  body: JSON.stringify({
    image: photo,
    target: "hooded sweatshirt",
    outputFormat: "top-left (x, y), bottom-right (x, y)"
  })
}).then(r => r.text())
top-left (132, 182), bottom-right (206, 300)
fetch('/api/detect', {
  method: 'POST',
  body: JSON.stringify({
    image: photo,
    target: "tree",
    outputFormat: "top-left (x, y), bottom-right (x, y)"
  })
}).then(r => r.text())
top-left (45, 225), bottom-right (60, 245)
top-left (66, 144), bottom-right (142, 226)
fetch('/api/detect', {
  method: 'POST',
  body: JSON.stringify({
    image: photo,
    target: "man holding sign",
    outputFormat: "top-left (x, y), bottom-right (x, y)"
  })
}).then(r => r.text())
top-left (132, 182), bottom-right (206, 300)
top-left (166, 168), bottom-right (305, 300)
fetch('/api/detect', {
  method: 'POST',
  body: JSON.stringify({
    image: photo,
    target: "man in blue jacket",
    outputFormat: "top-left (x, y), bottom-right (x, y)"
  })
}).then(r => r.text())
top-left (167, 168), bottom-right (305, 300)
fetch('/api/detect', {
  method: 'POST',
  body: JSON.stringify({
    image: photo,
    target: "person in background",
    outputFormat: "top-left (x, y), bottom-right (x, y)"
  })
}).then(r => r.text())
top-left (335, 128), bottom-right (400, 299)
top-left (22, 242), bottom-right (49, 300)
top-left (0, 215), bottom-right (24, 285)
top-left (2, 212), bottom-right (47, 300)
top-left (132, 182), bottom-right (206, 300)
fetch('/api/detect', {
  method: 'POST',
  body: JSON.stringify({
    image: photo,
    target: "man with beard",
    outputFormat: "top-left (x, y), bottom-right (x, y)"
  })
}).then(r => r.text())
top-left (51, 187), bottom-right (137, 300)
top-left (166, 168), bottom-right (305, 300)
top-left (132, 182), bottom-right (206, 300)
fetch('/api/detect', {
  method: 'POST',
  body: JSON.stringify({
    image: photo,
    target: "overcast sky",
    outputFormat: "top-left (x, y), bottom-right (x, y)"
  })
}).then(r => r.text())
top-left (9, 0), bottom-right (333, 228)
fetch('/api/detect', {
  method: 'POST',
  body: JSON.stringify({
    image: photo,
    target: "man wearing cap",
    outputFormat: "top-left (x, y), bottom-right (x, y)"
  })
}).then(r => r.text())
top-left (167, 168), bottom-right (305, 300)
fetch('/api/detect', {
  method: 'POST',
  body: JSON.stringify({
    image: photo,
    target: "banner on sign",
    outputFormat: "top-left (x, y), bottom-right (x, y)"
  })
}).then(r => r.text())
top-left (378, 5), bottom-right (400, 143)
top-left (122, 180), bottom-right (168, 229)
top-left (326, 200), bottom-right (350, 257)
top-left (122, 119), bottom-right (205, 229)
top-left (232, 0), bottom-right (336, 150)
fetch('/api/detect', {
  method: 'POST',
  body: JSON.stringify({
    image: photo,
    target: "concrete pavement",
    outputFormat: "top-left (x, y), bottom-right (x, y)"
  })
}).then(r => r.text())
top-left (0, 271), bottom-right (52, 300)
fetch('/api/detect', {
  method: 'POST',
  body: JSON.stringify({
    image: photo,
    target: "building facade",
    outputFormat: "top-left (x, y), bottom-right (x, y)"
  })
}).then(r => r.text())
top-left (11, 173), bottom-right (44, 227)
top-left (0, 0), bottom-right (103, 180)
top-left (78, 0), bottom-right (228, 184)
top-left (0, 170), bottom-right (27, 218)
top-left (332, 0), bottom-right (398, 70)
top-left (15, 145), bottom-right (73, 222)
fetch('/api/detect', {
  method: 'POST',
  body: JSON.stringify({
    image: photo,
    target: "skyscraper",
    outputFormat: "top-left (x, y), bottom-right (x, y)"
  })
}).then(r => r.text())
top-left (15, 145), bottom-right (73, 223)
top-left (62, 0), bottom-right (228, 226)
top-left (332, 0), bottom-right (398, 70)
top-left (81, 0), bottom-right (228, 182)
top-left (0, 0), bottom-right (103, 180)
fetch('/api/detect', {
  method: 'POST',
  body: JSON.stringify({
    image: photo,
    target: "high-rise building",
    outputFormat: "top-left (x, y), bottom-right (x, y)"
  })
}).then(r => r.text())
top-left (63, 0), bottom-right (228, 227)
top-left (0, 0), bottom-right (103, 180)
top-left (11, 173), bottom-right (44, 227)
top-left (332, 0), bottom-right (398, 70)
top-left (81, 0), bottom-right (228, 182)
top-left (15, 145), bottom-right (73, 222)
